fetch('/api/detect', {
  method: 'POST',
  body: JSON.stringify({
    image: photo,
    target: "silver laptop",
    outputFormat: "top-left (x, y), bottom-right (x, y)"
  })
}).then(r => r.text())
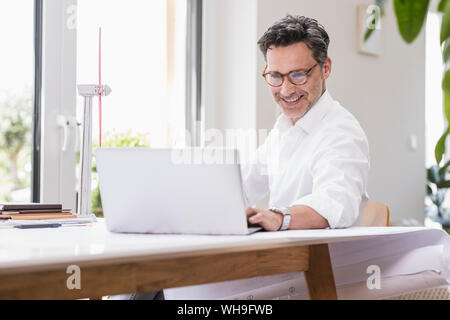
top-left (95, 148), bottom-right (261, 235)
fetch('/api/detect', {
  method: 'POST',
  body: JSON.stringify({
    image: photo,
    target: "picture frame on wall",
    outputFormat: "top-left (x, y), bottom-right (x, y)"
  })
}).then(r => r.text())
top-left (357, 4), bottom-right (382, 56)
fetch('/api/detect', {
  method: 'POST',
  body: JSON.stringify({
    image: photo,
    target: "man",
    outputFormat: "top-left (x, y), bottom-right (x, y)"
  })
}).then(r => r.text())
top-left (112, 14), bottom-right (370, 300)
top-left (162, 14), bottom-right (371, 300)
top-left (243, 14), bottom-right (369, 231)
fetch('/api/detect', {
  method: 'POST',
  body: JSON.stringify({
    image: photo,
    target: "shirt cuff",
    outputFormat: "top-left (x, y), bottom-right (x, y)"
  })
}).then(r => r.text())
top-left (290, 194), bottom-right (346, 229)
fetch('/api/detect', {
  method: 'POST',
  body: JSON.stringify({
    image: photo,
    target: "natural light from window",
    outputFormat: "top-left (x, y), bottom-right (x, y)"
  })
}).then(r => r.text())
top-left (0, 1), bottom-right (34, 203)
top-left (76, 0), bottom-right (186, 149)
top-left (76, 0), bottom-right (187, 215)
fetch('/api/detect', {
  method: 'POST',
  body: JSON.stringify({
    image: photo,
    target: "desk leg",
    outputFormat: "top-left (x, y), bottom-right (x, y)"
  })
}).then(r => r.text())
top-left (304, 244), bottom-right (337, 300)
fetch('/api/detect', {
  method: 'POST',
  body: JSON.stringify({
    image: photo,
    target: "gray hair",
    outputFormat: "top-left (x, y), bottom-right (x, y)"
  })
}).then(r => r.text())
top-left (257, 15), bottom-right (330, 64)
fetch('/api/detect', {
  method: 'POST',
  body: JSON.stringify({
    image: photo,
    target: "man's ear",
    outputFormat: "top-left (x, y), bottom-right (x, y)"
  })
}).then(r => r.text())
top-left (321, 57), bottom-right (332, 80)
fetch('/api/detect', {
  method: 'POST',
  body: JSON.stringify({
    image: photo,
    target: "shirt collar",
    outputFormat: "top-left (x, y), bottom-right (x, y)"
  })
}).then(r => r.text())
top-left (277, 90), bottom-right (334, 134)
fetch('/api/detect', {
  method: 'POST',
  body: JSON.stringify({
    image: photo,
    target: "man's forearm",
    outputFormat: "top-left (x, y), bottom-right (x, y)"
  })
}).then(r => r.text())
top-left (287, 205), bottom-right (330, 229)
top-left (247, 205), bottom-right (330, 231)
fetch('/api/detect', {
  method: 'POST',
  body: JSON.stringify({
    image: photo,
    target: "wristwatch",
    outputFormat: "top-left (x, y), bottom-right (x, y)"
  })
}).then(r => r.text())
top-left (268, 206), bottom-right (291, 231)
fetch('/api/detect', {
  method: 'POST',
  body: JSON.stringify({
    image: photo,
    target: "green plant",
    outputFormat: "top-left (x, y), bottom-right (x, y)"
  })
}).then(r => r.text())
top-left (367, 0), bottom-right (450, 164)
top-left (427, 160), bottom-right (450, 217)
top-left (0, 89), bottom-right (32, 201)
top-left (91, 130), bottom-right (150, 217)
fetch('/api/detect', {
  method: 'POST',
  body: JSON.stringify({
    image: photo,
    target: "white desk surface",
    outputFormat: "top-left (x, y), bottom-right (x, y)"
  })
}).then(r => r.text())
top-left (0, 219), bottom-right (437, 272)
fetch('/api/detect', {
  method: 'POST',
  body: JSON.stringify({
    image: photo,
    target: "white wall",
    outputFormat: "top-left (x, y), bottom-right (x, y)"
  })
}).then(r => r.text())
top-left (204, 0), bottom-right (426, 224)
top-left (203, 0), bottom-right (258, 133)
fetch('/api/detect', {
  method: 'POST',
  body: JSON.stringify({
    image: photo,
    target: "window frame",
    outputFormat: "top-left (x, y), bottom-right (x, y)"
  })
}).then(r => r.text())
top-left (39, 0), bottom-right (78, 210)
top-left (31, 0), bottom-right (43, 202)
top-left (186, 0), bottom-right (203, 146)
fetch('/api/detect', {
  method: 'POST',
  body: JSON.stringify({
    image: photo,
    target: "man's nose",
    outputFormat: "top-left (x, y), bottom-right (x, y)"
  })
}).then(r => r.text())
top-left (280, 78), bottom-right (296, 97)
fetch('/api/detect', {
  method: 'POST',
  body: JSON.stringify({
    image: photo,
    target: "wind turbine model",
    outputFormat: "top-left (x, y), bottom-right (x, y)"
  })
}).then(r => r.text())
top-left (77, 28), bottom-right (111, 217)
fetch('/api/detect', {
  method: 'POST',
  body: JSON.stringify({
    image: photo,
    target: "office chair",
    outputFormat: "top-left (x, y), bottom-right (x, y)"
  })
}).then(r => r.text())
top-left (362, 201), bottom-right (390, 227)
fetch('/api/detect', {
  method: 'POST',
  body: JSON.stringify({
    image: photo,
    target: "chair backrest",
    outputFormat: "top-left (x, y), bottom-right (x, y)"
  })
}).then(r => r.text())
top-left (361, 201), bottom-right (390, 227)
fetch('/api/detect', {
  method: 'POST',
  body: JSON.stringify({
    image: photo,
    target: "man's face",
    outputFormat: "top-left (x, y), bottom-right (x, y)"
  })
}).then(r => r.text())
top-left (265, 42), bottom-right (332, 124)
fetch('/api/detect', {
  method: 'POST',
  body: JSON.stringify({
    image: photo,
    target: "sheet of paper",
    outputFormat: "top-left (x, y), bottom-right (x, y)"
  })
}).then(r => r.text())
top-left (164, 227), bottom-right (450, 300)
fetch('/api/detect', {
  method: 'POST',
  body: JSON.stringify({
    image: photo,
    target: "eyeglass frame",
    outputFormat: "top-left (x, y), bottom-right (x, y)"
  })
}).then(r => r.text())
top-left (262, 62), bottom-right (319, 87)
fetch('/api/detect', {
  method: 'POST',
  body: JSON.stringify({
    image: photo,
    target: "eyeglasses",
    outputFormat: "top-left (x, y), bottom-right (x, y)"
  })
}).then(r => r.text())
top-left (262, 63), bottom-right (319, 87)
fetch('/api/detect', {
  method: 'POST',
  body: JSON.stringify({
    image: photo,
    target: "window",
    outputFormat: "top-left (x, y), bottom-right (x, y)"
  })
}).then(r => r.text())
top-left (76, 0), bottom-right (187, 149)
top-left (36, 0), bottom-right (196, 212)
top-left (76, 0), bottom-right (189, 215)
top-left (0, 1), bottom-right (37, 203)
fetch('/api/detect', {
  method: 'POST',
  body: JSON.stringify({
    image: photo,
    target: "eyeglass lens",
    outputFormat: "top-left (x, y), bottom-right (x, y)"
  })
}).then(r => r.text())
top-left (266, 71), bottom-right (307, 86)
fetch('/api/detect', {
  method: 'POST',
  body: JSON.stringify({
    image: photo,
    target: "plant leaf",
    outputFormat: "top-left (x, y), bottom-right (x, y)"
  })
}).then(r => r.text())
top-left (435, 127), bottom-right (450, 165)
top-left (364, 24), bottom-right (376, 43)
top-left (428, 165), bottom-right (439, 183)
top-left (444, 70), bottom-right (450, 94)
top-left (439, 0), bottom-right (449, 12)
top-left (438, 159), bottom-right (450, 176)
top-left (393, 0), bottom-right (430, 43)
top-left (436, 94), bottom-right (450, 164)
top-left (427, 184), bottom-right (433, 195)
top-left (444, 90), bottom-right (450, 120)
top-left (444, 40), bottom-right (450, 63)
top-left (437, 180), bottom-right (450, 188)
top-left (441, 0), bottom-right (450, 44)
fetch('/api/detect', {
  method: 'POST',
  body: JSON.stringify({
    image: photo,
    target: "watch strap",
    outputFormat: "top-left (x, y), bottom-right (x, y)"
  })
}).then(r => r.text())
top-left (269, 207), bottom-right (291, 231)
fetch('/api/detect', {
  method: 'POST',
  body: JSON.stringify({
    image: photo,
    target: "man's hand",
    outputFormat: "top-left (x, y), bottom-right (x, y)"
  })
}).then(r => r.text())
top-left (246, 207), bottom-right (283, 231)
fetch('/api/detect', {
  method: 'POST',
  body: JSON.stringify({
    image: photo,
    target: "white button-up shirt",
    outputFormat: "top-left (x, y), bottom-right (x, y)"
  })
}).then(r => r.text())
top-left (241, 90), bottom-right (370, 228)
top-left (163, 90), bottom-right (371, 300)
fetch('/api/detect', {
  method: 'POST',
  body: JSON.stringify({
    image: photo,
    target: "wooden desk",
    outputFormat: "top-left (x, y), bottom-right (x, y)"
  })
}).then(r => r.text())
top-left (0, 220), bottom-right (339, 300)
